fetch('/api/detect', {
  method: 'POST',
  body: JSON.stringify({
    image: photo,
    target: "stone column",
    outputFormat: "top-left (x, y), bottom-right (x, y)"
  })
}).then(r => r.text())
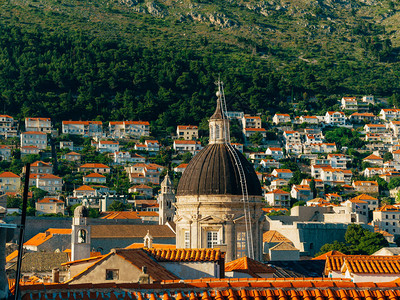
top-left (225, 219), bottom-right (234, 262)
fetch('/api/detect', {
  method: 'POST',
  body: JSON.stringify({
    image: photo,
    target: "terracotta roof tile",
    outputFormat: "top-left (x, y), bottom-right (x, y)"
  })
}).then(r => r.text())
top-left (146, 248), bottom-right (223, 262)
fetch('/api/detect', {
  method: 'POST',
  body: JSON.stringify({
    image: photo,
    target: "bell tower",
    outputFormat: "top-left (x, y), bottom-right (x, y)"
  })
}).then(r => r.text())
top-left (71, 205), bottom-right (91, 261)
top-left (158, 172), bottom-right (175, 225)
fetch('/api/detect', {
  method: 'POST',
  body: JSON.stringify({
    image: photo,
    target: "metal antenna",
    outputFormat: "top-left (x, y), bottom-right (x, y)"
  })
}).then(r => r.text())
top-left (216, 79), bottom-right (254, 259)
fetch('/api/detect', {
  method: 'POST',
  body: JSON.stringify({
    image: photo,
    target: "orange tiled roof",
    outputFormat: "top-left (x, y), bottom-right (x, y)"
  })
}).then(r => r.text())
top-left (263, 230), bottom-right (291, 243)
top-left (63, 120), bottom-right (102, 125)
top-left (267, 189), bottom-right (290, 195)
top-left (37, 198), bottom-right (64, 204)
top-left (22, 131), bottom-right (47, 135)
top-left (31, 161), bottom-right (52, 167)
top-left (0, 171), bottom-right (19, 178)
top-left (38, 174), bottom-right (61, 179)
top-left (99, 140), bottom-right (119, 145)
top-left (177, 125), bottom-right (198, 129)
top-left (75, 185), bottom-right (96, 191)
top-left (80, 163), bottom-right (110, 168)
top-left (342, 256), bottom-right (400, 274)
top-left (6, 250), bottom-right (18, 263)
top-left (363, 154), bottom-right (383, 160)
top-left (84, 172), bottom-right (106, 178)
top-left (225, 256), bottom-right (275, 277)
top-left (145, 248), bottom-right (223, 262)
top-left (312, 251), bottom-right (345, 260)
top-left (15, 278), bottom-right (400, 300)
top-left (350, 194), bottom-right (378, 201)
top-left (101, 212), bottom-right (141, 219)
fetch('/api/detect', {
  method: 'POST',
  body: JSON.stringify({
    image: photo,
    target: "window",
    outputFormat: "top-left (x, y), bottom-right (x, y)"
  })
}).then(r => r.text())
top-left (207, 231), bottom-right (219, 248)
top-left (184, 231), bottom-right (190, 248)
top-left (106, 269), bottom-right (119, 280)
top-left (236, 232), bottom-right (246, 258)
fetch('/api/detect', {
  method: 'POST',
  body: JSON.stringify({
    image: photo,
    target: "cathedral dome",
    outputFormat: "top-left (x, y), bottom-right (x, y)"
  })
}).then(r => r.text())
top-left (176, 143), bottom-right (262, 196)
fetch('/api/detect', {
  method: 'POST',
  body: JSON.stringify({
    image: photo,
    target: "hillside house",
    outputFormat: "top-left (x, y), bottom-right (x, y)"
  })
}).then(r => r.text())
top-left (324, 111), bottom-right (346, 126)
top-left (265, 189), bottom-right (290, 208)
top-left (291, 185), bottom-right (313, 201)
top-left (20, 131), bottom-right (47, 150)
top-left (112, 152), bottom-right (145, 165)
top-left (97, 140), bottom-right (120, 153)
top-left (272, 113), bottom-right (291, 124)
top-left (379, 108), bottom-right (400, 120)
top-left (83, 173), bottom-right (107, 184)
top-left (265, 147), bottom-right (284, 160)
top-left (109, 121), bottom-right (150, 138)
top-left (28, 161), bottom-right (53, 174)
top-left (364, 124), bottom-right (387, 133)
top-left (62, 121), bottom-right (103, 137)
top-left (242, 115), bottom-right (262, 128)
top-left (363, 154), bottom-right (384, 166)
top-left (373, 205), bottom-right (400, 235)
top-left (349, 112), bottom-right (377, 123)
top-left (173, 140), bottom-right (202, 155)
top-left (78, 163), bottom-right (111, 174)
top-left (62, 151), bottom-right (82, 162)
top-left (341, 97), bottom-right (358, 110)
top-left (35, 198), bottom-right (65, 216)
top-left (0, 115), bottom-right (18, 138)
top-left (36, 174), bottom-right (63, 194)
top-left (243, 127), bottom-right (267, 139)
top-left (25, 117), bottom-right (52, 133)
top-left (0, 172), bottom-right (20, 192)
top-left (352, 180), bottom-right (379, 194)
top-left (176, 125), bottom-right (198, 140)
top-left (271, 169), bottom-right (293, 180)
top-left (0, 145), bottom-right (12, 161)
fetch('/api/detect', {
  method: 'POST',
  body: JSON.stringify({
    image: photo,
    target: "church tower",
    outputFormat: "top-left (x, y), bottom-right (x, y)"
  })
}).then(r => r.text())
top-left (158, 173), bottom-right (175, 225)
top-left (71, 205), bottom-right (91, 261)
top-left (174, 83), bottom-right (265, 262)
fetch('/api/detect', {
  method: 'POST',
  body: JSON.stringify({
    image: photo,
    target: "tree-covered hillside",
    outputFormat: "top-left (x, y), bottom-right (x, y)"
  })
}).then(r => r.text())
top-left (1, 0), bottom-right (400, 132)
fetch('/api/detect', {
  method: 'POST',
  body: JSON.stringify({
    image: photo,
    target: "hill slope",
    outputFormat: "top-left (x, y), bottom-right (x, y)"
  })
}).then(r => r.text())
top-left (0, 0), bottom-right (400, 128)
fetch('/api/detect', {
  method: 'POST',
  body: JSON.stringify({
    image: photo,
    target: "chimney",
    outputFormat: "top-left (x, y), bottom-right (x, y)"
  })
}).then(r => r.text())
top-left (52, 268), bottom-right (60, 283)
top-left (138, 266), bottom-right (150, 284)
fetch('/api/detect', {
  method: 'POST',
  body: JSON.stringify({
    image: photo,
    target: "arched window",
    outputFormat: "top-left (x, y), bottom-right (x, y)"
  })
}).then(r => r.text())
top-left (215, 125), bottom-right (220, 139)
top-left (210, 125), bottom-right (214, 140)
top-left (78, 229), bottom-right (87, 243)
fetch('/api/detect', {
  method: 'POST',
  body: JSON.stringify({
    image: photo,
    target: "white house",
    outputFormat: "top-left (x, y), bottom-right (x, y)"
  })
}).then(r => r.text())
top-left (20, 131), bottom-right (47, 150)
top-left (265, 189), bottom-right (290, 208)
top-left (173, 140), bottom-right (202, 155)
top-left (25, 117), bottom-right (52, 133)
top-left (265, 147), bottom-right (284, 160)
top-left (341, 97), bottom-right (358, 110)
top-left (62, 121), bottom-right (103, 137)
top-left (271, 169), bottom-right (293, 180)
top-left (109, 121), bottom-right (150, 138)
top-left (272, 113), bottom-right (291, 125)
top-left (97, 140), bottom-right (120, 153)
top-left (176, 125), bottom-right (198, 140)
top-left (324, 111), bottom-right (346, 126)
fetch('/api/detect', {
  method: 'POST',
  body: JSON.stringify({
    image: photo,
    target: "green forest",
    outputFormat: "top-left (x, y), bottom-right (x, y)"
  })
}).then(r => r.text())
top-left (1, 0), bottom-right (400, 132)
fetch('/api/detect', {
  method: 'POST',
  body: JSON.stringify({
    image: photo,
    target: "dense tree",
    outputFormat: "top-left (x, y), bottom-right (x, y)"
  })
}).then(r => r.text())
top-left (316, 224), bottom-right (389, 257)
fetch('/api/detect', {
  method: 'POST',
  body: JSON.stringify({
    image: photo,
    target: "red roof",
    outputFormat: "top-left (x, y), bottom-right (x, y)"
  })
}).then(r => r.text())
top-left (80, 163), bottom-right (110, 168)
top-left (84, 173), bottom-right (106, 178)
top-left (63, 121), bottom-right (102, 125)
top-left (0, 172), bottom-right (19, 178)
top-left (37, 198), bottom-right (64, 204)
